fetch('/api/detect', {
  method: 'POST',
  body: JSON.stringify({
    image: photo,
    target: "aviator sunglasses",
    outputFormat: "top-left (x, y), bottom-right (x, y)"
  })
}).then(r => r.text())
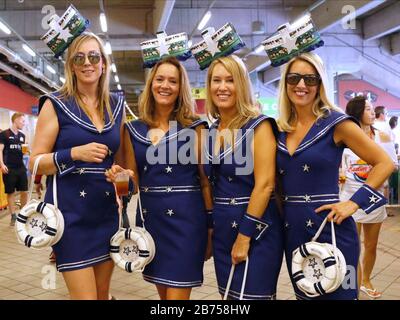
top-left (72, 51), bottom-right (102, 66)
top-left (286, 73), bottom-right (321, 86)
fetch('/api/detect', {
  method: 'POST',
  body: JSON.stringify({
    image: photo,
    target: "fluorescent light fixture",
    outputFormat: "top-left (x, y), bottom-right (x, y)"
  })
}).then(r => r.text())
top-left (99, 12), bottom-right (108, 33)
top-left (46, 65), bottom-right (56, 74)
top-left (0, 21), bottom-right (11, 35)
top-left (22, 44), bottom-right (36, 57)
top-left (114, 75), bottom-right (119, 83)
top-left (254, 45), bottom-right (265, 54)
top-left (117, 84), bottom-right (122, 90)
top-left (105, 41), bottom-right (112, 55)
top-left (60, 76), bottom-right (65, 83)
top-left (197, 11), bottom-right (211, 30)
top-left (111, 63), bottom-right (117, 73)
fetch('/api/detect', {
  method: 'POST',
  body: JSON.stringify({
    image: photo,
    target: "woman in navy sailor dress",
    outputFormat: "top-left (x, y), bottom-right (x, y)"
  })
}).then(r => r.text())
top-left (30, 33), bottom-right (124, 300)
top-left (121, 57), bottom-right (212, 300)
top-left (204, 56), bottom-right (284, 300)
top-left (275, 53), bottom-right (394, 300)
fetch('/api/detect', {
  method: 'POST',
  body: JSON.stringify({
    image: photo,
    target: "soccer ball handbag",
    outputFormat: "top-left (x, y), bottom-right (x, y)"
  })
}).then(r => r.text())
top-left (110, 191), bottom-right (155, 273)
top-left (291, 217), bottom-right (347, 298)
top-left (15, 155), bottom-right (64, 249)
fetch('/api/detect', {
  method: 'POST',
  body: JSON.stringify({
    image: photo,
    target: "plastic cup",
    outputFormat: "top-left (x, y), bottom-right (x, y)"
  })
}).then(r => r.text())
top-left (22, 144), bottom-right (29, 155)
top-left (115, 171), bottom-right (129, 196)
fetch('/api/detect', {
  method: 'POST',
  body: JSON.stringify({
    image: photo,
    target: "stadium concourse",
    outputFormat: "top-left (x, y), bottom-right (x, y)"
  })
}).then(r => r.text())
top-left (0, 203), bottom-right (400, 300)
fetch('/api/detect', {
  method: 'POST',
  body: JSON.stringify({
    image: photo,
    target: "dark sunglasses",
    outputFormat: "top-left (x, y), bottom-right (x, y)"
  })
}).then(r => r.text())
top-left (286, 73), bottom-right (321, 86)
top-left (72, 51), bottom-right (102, 66)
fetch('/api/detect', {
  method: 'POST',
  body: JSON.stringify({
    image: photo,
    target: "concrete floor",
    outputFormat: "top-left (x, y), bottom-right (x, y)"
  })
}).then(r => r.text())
top-left (1, 205), bottom-right (399, 300)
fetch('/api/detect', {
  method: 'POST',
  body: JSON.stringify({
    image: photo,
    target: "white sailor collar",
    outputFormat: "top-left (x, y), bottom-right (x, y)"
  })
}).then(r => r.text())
top-left (39, 92), bottom-right (123, 134)
top-left (277, 111), bottom-right (358, 156)
top-left (126, 118), bottom-right (208, 146)
top-left (205, 114), bottom-right (274, 161)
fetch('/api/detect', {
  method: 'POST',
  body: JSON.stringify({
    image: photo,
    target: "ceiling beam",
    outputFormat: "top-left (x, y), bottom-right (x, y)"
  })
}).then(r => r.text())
top-left (362, 1), bottom-right (400, 41)
top-left (153, 0), bottom-right (175, 33)
top-left (391, 32), bottom-right (400, 55)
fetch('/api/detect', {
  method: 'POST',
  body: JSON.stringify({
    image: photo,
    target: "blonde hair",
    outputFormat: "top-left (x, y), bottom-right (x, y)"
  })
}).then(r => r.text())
top-left (138, 56), bottom-right (199, 127)
top-left (58, 32), bottom-right (113, 124)
top-left (11, 112), bottom-right (25, 123)
top-left (206, 55), bottom-right (259, 130)
top-left (277, 52), bottom-right (342, 132)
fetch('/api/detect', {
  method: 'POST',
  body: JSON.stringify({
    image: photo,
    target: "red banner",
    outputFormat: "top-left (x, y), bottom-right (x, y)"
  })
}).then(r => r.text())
top-left (338, 79), bottom-right (400, 111)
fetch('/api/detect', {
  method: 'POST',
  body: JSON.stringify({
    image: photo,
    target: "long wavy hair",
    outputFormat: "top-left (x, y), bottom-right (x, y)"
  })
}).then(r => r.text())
top-left (58, 32), bottom-right (113, 123)
top-left (206, 55), bottom-right (259, 130)
top-left (138, 56), bottom-right (199, 127)
top-left (277, 52), bottom-right (342, 132)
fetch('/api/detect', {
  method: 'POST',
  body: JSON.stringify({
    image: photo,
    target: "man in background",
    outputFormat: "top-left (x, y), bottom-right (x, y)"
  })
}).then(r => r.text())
top-left (0, 113), bottom-right (28, 226)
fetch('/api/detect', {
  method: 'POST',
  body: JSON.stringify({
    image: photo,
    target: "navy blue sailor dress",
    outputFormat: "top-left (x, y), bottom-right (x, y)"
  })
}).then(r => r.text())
top-left (125, 119), bottom-right (208, 288)
top-left (38, 92), bottom-right (123, 272)
top-left (204, 115), bottom-right (284, 300)
top-left (276, 110), bottom-right (360, 300)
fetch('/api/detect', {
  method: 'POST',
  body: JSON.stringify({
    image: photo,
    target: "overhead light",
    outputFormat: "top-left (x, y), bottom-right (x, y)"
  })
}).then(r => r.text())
top-left (114, 75), bottom-right (119, 83)
top-left (0, 20), bottom-right (11, 35)
top-left (117, 84), bottom-right (122, 90)
top-left (46, 65), bottom-right (56, 74)
top-left (197, 11), bottom-right (211, 30)
top-left (99, 12), bottom-right (108, 33)
top-left (22, 44), bottom-right (36, 57)
top-left (252, 21), bottom-right (265, 35)
top-left (188, 39), bottom-right (193, 48)
top-left (111, 63), bottom-right (117, 73)
top-left (254, 45), bottom-right (265, 54)
top-left (60, 76), bottom-right (65, 83)
top-left (105, 41), bottom-right (112, 55)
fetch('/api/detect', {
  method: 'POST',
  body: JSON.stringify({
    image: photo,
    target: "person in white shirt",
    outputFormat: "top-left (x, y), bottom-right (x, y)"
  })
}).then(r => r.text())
top-left (374, 106), bottom-right (392, 138)
top-left (340, 97), bottom-right (397, 299)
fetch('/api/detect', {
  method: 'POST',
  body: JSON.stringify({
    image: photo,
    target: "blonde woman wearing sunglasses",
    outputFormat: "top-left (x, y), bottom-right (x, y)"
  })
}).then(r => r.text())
top-left (29, 32), bottom-right (126, 300)
top-left (276, 53), bottom-right (394, 300)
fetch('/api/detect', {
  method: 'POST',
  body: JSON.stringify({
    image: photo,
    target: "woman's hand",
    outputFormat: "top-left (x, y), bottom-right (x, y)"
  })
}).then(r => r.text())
top-left (204, 229), bottom-right (213, 261)
top-left (105, 164), bottom-right (134, 183)
top-left (71, 143), bottom-right (109, 163)
top-left (315, 200), bottom-right (359, 225)
top-left (231, 233), bottom-right (251, 265)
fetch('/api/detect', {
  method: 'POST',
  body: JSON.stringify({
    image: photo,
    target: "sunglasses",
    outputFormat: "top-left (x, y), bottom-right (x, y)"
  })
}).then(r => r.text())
top-left (72, 51), bottom-right (102, 66)
top-left (286, 73), bottom-right (321, 86)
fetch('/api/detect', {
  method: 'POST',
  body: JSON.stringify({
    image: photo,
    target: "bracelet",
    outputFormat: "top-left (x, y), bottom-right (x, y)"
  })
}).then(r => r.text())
top-left (349, 184), bottom-right (387, 214)
top-left (53, 149), bottom-right (76, 177)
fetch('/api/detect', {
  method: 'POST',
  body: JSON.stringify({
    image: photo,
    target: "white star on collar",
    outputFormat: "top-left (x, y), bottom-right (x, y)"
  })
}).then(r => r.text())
top-left (108, 150), bottom-right (113, 156)
top-left (79, 168), bottom-right (85, 175)
top-left (284, 196), bottom-right (289, 201)
top-left (231, 221), bottom-right (238, 228)
top-left (230, 198), bottom-right (237, 205)
top-left (256, 223), bottom-right (264, 231)
top-left (166, 209), bottom-right (174, 216)
top-left (144, 187), bottom-right (149, 192)
top-left (369, 195), bottom-right (378, 203)
top-left (228, 177), bottom-right (233, 182)
top-left (285, 222), bottom-right (290, 228)
top-left (143, 208), bottom-right (147, 214)
top-left (80, 190), bottom-right (87, 198)
top-left (61, 163), bottom-right (67, 170)
top-left (166, 187), bottom-right (172, 192)
top-left (304, 194), bottom-right (311, 202)
top-left (143, 165), bottom-right (148, 172)
top-left (302, 164), bottom-right (310, 172)
top-left (105, 191), bottom-right (110, 196)
top-left (279, 169), bottom-right (285, 175)
top-left (165, 166), bottom-right (172, 173)
top-left (306, 219), bottom-right (314, 227)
